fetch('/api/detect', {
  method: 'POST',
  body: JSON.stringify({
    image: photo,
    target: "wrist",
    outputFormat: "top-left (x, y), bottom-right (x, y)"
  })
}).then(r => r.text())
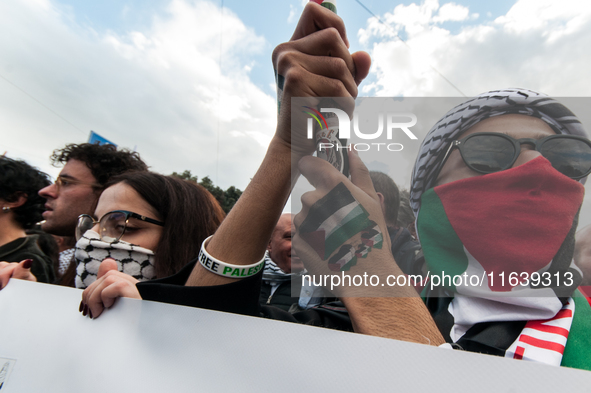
top-left (270, 132), bottom-right (312, 165)
top-left (269, 135), bottom-right (304, 160)
top-left (199, 236), bottom-right (265, 278)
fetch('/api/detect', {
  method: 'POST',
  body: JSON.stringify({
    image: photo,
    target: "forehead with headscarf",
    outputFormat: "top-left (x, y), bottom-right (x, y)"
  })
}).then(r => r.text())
top-left (410, 88), bottom-right (587, 216)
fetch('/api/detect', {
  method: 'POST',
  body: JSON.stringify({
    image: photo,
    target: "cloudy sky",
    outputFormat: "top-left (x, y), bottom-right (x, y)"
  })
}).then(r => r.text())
top-left (2, 0), bottom-right (591, 222)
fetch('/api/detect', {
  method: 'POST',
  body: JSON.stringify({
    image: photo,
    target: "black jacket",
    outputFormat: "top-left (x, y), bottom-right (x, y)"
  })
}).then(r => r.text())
top-left (137, 259), bottom-right (353, 331)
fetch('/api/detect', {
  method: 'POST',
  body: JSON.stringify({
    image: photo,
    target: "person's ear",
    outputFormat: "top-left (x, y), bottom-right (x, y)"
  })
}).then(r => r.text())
top-left (376, 192), bottom-right (386, 215)
top-left (3, 193), bottom-right (27, 210)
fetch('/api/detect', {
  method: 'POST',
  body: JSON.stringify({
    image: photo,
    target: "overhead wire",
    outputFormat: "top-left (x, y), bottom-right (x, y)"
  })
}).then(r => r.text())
top-left (216, 0), bottom-right (224, 185)
top-left (353, 0), bottom-right (467, 97)
top-left (0, 71), bottom-right (87, 135)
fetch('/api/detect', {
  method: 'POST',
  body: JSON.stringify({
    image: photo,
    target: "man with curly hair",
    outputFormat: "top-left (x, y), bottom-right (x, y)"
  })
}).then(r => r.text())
top-left (39, 143), bottom-right (148, 237)
top-left (37, 144), bottom-right (148, 284)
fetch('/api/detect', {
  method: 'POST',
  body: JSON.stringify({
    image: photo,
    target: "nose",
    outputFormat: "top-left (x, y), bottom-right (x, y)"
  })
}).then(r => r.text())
top-left (39, 183), bottom-right (58, 199)
top-left (511, 143), bottom-right (543, 168)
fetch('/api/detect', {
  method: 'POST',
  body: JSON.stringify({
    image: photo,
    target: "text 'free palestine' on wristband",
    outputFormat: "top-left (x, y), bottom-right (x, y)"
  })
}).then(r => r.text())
top-left (198, 235), bottom-right (265, 278)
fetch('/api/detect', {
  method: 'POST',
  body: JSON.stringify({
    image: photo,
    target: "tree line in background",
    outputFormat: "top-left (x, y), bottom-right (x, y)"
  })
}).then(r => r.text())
top-left (170, 170), bottom-right (242, 214)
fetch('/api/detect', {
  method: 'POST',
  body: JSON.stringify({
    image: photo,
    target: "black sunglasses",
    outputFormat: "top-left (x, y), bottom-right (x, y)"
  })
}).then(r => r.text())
top-left (76, 210), bottom-right (164, 242)
top-left (436, 132), bottom-right (591, 180)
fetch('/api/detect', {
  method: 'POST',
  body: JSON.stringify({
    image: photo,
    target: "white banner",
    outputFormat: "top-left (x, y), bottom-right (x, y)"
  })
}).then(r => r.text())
top-left (0, 280), bottom-right (590, 392)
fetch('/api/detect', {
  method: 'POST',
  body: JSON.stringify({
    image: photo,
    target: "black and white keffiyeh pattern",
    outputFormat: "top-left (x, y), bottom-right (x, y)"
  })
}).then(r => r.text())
top-left (410, 88), bottom-right (587, 216)
top-left (75, 230), bottom-right (156, 289)
top-left (58, 248), bottom-right (75, 276)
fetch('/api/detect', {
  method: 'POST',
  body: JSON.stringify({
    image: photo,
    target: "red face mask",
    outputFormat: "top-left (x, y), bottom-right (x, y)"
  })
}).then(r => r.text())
top-left (418, 156), bottom-right (584, 293)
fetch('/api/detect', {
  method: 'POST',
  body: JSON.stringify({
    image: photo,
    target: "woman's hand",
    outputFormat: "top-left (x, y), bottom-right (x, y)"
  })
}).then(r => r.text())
top-left (80, 258), bottom-right (141, 319)
top-left (0, 259), bottom-right (37, 289)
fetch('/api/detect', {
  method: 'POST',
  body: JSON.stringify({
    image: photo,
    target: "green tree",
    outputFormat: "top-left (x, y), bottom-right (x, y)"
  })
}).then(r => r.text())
top-left (171, 170), bottom-right (198, 183)
top-left (199, 175), bottom-right (225, 208)
top-left (170, 171), bottom-right (242, 213)
top-left (224, 186), bottom-right (242, 212)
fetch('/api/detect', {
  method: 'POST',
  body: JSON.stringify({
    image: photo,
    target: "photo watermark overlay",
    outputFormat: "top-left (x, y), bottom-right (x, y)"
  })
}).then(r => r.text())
top-left (289, 97), bottom-right (591, 298)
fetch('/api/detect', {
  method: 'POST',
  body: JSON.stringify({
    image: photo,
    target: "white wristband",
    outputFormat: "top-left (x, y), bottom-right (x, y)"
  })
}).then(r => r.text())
top-left (198, 236), bottom-right (265, 278)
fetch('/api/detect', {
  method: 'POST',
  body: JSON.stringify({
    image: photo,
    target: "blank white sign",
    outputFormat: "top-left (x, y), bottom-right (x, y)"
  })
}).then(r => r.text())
top-left (0, 279), bottom-right (590, 392)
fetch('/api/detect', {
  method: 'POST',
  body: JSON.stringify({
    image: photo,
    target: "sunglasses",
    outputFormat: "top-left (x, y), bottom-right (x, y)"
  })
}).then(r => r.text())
top-left (436, 132), bottom-right (591, 180)
top-left (76, 210), bottom-right (164, 242)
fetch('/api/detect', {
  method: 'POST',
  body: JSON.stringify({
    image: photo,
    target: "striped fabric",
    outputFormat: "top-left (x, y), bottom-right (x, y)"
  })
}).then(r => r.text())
top-left (505, 300), bottom-right (574, 366)
top-left (262, 251), bottom-right (293, 282)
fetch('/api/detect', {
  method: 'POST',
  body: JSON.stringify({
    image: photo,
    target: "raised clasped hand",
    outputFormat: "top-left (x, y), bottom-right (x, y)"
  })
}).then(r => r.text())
top-left (272, 2), bottom-right (371, 158)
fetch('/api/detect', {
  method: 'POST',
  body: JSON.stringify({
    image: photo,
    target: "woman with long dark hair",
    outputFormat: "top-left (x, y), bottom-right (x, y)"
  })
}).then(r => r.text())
top-left (74, 172), bottom-right (225, 317)
top-left (1, 171), bottom-right (225, 315)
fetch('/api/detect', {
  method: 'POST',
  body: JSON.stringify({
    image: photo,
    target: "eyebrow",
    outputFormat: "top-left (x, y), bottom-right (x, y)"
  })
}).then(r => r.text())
top-left (499, 131), bottom-right (555, 140)
top-left (533, 132), bottom-right (557, 140)
top-left (58, 174), bottom-right (78, 180)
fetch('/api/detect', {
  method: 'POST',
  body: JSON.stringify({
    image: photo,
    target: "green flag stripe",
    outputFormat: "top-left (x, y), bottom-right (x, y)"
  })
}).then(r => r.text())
top-left (417, 189), bottom-right (469, 290)
top-left (561, 293), bottom-right (591, 370)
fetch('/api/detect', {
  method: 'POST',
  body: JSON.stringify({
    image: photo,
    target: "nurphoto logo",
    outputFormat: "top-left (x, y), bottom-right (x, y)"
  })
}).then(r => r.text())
top-left (303, 106), bottom-right (418, 152)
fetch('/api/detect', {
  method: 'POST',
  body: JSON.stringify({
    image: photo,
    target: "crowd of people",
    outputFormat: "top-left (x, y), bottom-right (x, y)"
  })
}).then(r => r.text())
top-left (1, 2), bottom-right (591, 373)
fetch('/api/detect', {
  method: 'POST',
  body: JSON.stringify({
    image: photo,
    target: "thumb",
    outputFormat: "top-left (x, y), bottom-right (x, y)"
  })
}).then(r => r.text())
top-left (348, 149), bottom-right (377, 199)
top-left (13, 259), bottom-right (36, 281)
top-left (352, 51), bottom-right (371, 86)
top-left (98, 258), bottom-right (119, 279)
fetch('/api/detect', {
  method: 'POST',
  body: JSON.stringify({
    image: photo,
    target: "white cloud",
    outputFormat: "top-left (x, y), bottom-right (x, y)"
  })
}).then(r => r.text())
top-left (359, 0), bottom-right (591, 97)
top-left (0, 0), bottom-right (276, 189)
top-left (288, 4), bottom-right (297, 24)
top-left (495, 0), bottom-right (590, 35)
top-left (433, 3), bottom-right (471, 23)
top-left (289, 1), bottom-right (309, 24)
top-left (356, 0), bottom-right (591, 226)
